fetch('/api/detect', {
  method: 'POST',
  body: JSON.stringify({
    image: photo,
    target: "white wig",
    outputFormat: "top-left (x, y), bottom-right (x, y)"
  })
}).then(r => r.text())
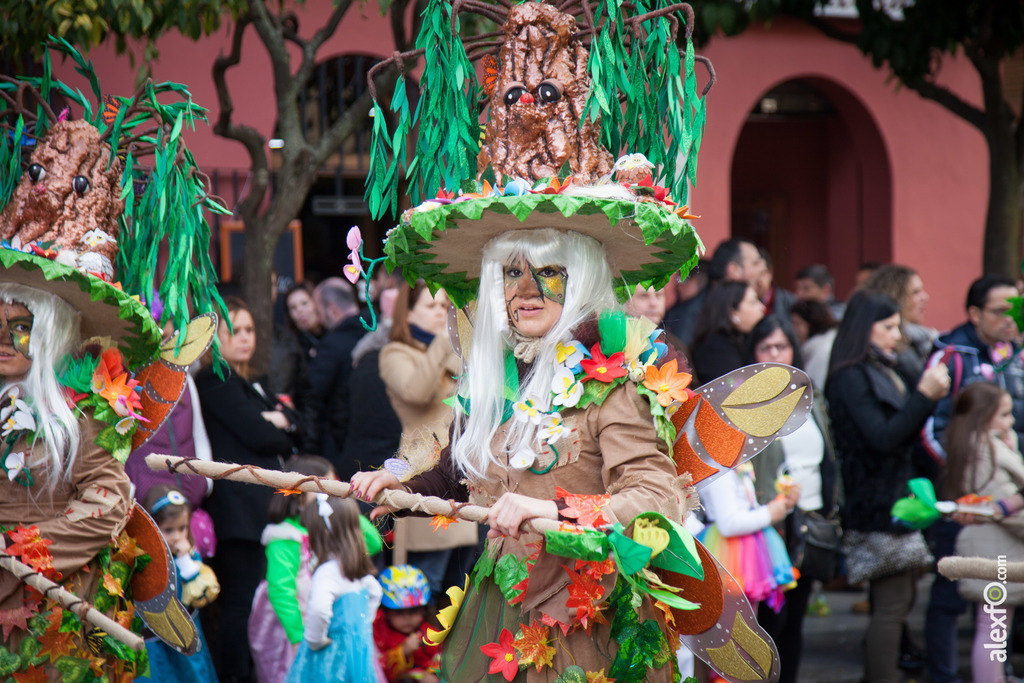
top-left (0, 283), bottom-right (82, 482)
top-left (451, 229), bottom-right (620, 478)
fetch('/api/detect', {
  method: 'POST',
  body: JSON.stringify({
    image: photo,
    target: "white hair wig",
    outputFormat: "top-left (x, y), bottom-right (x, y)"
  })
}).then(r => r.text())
top-left (451, 228), bottom-right (620, 478)
top-left (0, 283), bottom-right (82, 482)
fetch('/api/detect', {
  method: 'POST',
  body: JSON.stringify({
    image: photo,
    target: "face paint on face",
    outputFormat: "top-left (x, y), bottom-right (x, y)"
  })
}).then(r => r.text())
top-left (504, 258), bottom-right (568, 319)
top-left (529, 264), bottom-right (567, 305)
top-left (4, 313), bottom-right (32, 359)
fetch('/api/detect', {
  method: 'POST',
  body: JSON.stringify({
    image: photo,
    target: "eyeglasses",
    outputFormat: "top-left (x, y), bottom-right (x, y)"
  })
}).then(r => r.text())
top-left (756, 342), bottom-right (791, 355)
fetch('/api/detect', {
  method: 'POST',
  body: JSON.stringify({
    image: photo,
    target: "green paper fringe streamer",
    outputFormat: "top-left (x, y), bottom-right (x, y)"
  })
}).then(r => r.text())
top-left (0, 39), bottom-right (228, 363)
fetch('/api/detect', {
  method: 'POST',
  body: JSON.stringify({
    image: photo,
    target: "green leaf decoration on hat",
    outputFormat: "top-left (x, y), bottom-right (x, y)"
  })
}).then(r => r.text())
top-left (365, 0), bottom-right (710, 217)
top-left (384, 194), bottom-right (703, 308)
top-left (0, 39), bottom-right (228, 365)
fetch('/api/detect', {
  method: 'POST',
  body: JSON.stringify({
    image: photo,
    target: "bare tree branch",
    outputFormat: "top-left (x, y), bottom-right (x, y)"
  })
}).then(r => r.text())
top-left (212, 12), bottom-right (270, 220)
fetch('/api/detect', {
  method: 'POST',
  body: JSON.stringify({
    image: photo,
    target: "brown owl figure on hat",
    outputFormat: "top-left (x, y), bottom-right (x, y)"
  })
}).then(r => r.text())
top-left (476, 3), bottom-right (613, 183)
top-left (0, 118), bottom-right (124, 279)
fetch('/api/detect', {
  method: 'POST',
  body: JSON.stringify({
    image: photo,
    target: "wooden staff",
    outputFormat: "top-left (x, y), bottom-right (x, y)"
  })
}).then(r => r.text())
top-left (938, 556), bottom-right (1024, 583)
top-left (0, 553), bottom-right (144, 651)
top-left (145, 454), bottom-right (565, 534)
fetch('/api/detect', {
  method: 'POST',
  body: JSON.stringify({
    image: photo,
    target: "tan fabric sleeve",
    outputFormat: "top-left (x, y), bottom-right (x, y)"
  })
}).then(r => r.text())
top-left (379, 338), bottom-right (458, 407)
top-left (589, 384), bottom-right (681, 527)
top-left (36, 417), bottom-right (132, 577)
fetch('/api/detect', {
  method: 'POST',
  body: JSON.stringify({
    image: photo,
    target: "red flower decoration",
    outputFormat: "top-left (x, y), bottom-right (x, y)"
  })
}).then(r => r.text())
top-left (579, 345), bottom-right (627, 383)
top-left (632, 176), bottom-right (672, 203)
top-left (556, 486), bottom-right (610, 527)
top-left (480, 628), bottom-right (519, 681)
top-left (28, 244), bottom-right (57, 260)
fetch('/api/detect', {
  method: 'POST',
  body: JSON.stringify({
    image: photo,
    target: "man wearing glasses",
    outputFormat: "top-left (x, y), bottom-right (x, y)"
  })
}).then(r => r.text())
top-left (921, 273), bottom-right (1024, 683)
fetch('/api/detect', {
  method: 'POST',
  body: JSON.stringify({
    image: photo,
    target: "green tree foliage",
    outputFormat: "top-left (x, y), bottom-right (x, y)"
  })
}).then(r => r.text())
top-left (0, 0), bottom-right (243, 70)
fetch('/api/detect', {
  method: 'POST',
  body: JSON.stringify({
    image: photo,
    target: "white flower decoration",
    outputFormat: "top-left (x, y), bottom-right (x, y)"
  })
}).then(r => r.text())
top-left (0, 390), bottom-right (35, 438)
top-left (538, 413), bottom-right (568, 445)
top-left (555, 340), bottom-right (587, 370)
top-left (513, 398), bottom-right (545, 424)
top-left (4, 451), bottom-right (25, 482)
top-left (551, 366), bottom-right (583, 408)
top-left (508, 446), bottom-right (538, 470)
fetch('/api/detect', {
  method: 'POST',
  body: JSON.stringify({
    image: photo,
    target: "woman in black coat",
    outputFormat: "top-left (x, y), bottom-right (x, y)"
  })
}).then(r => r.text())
top-left (825, 291), bottom-right (949, 683)
top-left (692, 280), bottom-right (765, 380)
top-left (198, 296), bottom-right (296, 683)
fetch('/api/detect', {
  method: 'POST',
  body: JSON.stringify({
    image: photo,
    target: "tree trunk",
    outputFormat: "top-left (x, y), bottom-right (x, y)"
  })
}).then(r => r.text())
top-left (241, 212), bottom-right (277, 377)
top-left (984, 128), bottom-right (1023, 278)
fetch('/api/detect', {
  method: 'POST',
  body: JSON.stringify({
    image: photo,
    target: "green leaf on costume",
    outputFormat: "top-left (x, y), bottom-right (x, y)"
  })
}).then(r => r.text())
top-left (575, 376), bottom-right (621, 410)
top-left (0, 647), bottom-right (21, 676)
top-left (608, 526), bottom-right (652, 576)
top-left (26, 613), bottom-right (49, 639)
top-left (94, 424), bottom-right (131, 464)
top-left (545, 529), bottom-right (610, 562)
top-left (59, 610), bottom-right (82, 634)
top-left (473, 542), bottom-right (500, 588)
top-left (635, 512), bottom-right (703, 580)
top-left (552, 665), bottom-right (588, 683)
top-left (646, 587), bottom-right (699, 610)
top-left (494, 553), bottom-right (529, 603)
top-left (18, 636), bottom-right (44, 667)
top-left (54, 655), bottom-right (91, 683)
top-left (610, 618), bottom-right (672, 682)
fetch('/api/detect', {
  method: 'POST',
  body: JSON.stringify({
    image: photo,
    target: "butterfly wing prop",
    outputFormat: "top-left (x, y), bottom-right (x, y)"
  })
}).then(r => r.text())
top-left (131, 313), bottom-right (217, 450)
top-left (125, 503), bottom-right (199, 655)
top-left (671, 363), bottom-right (813, 490)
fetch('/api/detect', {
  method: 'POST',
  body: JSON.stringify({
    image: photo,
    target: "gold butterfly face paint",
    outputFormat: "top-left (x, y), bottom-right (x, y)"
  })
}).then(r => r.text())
top-left (0, 303), bottom-right (33, 382)
top-left (504, 257), bottom-right (567, 338)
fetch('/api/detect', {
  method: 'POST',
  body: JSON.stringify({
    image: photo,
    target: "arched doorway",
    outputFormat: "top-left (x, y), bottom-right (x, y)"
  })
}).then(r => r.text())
top-left (730, 78), bottom-right (892, 299)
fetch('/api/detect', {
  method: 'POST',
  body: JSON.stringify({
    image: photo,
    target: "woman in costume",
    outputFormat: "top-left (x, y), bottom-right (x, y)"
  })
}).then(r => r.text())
top-left (0, 41), bottom-right (226, 679)
top-left (354, 227), bottom-right (687, 681)
top-left (352, 1), bottom-right (807, 680)
top-left (0, 280), bottom-right (150, 678)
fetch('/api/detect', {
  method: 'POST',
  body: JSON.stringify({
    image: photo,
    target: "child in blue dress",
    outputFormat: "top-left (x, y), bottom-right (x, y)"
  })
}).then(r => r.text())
top-left (139, 485), bottom-right (220, 683)
top-left (285, 495), bottom-right (382, 683)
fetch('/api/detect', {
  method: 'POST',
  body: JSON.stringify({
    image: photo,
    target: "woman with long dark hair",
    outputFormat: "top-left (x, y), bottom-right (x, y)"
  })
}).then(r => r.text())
top-left (825, 291), bottom-right (950, 683)
top-left (691, 281), bottom-right (765, 380)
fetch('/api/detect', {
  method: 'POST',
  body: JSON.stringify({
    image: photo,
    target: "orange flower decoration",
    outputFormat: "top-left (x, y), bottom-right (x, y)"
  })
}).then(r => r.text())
top-left (275, 488), bottom-right (304, 496)
top-left (530, 175), bottom-right (573, 194)
top-left (642, 359), bottom-right (693, 407)
top-left (430, 515), bottom-right (457, 532)
top-left (674, 204), bottom-right (700, 220)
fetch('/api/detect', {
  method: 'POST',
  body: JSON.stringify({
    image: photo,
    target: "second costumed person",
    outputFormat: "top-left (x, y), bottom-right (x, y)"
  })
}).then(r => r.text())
top-left (351, 1), bottom-right (814, 681)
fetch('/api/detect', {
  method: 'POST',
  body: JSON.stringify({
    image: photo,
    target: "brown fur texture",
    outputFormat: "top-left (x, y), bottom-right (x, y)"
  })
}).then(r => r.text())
top-left (0, 120), bottom-right (123, 275)
top-left (477, 3), bottom-right (613, 183)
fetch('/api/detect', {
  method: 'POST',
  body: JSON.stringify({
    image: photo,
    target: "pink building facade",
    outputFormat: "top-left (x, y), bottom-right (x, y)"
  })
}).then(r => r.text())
top-left (56, 7), bottom-right (990, 331)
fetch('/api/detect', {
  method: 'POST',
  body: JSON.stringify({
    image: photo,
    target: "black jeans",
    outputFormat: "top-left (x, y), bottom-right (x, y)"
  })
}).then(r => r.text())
top-left (208, 539), bottom-right (267, 682)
